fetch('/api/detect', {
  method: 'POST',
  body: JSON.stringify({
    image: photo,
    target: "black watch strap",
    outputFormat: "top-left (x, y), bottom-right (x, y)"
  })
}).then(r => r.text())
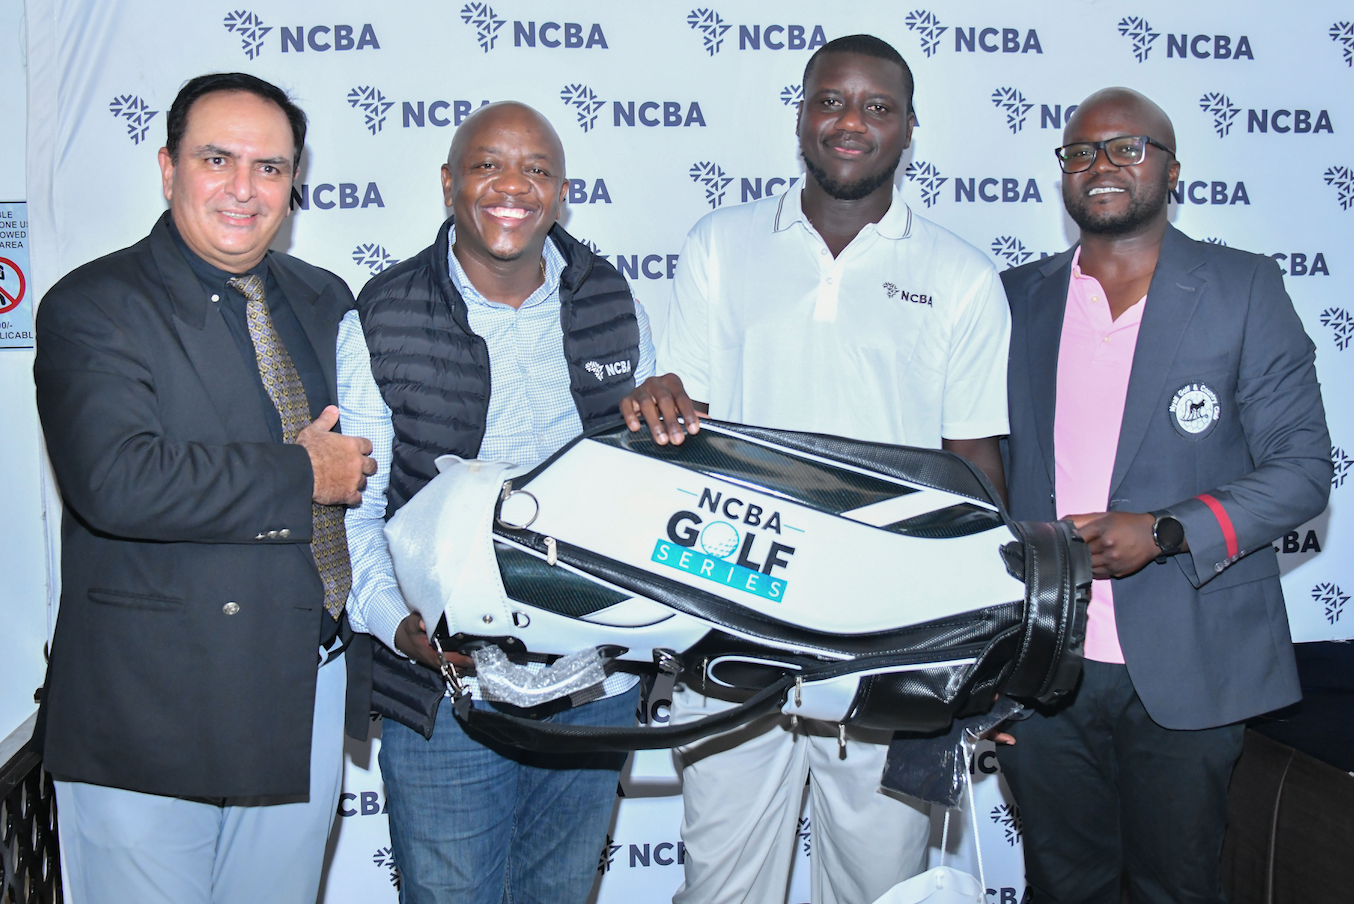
top-left (1151, 510), bottom-right (1185, 559)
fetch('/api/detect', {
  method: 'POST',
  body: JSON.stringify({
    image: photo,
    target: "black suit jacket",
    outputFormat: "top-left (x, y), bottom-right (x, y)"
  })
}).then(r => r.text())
top-left (34, 214), bottom-right (367, 799)
top-left (1002, 226), bottom-right (1331, 730)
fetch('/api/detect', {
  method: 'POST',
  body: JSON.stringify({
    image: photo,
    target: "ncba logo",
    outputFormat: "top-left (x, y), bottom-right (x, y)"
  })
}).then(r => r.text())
top-left (904, 161), bottom-right (946, 208)
top-left (1168, 180), bottom-right (1249, 206)
top-left (616, 839), bottom-right (687, 869)
top-left (1313, 582), bottom-right (1349, 625)
top-left (291, 182), bottom-right (385, 210)
top-left (1269, 252), bottom-right (1329, 277)
top-left (1325, 166), bottom-right (1354, 210)
top-left (458, 2), bottom-right (608, 51)
top-left (687, 162), bottom-right (798, 208)
top-left (781, 84), bottom-right (804, 107)
top-left (561, 84), bottom-right (605, 132)
top-left (991, 88), bottom-right (1034, 134)
top-left (353, 244), bottom-right (399, 276)
top-left (598, 834), bottom-right (622, 873)
top-left (797, 817), bottom-right (812, 856)
top-left (557, 84), bottom-right (706, 131)
top-left (402, 99), bottom-right (492, 129)
top-left (1334, 21), bottom-right (1354, 67)
top-left (338, 789), bottom-right (387, 817)
top-left (1332, 447), bottom-right (1354, 488)
top-left (990, 803), bottom-right (1023, 845)
top-left (1320, 307), bottom-right (1353, 350)
top-left (657, 487), bottom-right (797, 602)
top-left (990, 236), bottom-right (1055, 269)
top-left (1198, 92), bottom-right (1333, 137)
top-left (1275, 529), bottom-right (1322, 555)
top-left (685, 8), bottom-right (825, 55)
top-left (222, 10), bottom-right (270, 60)
top-left (222, 11), bottom-right (378, 57)
top-left (989, 90), bottom-right (1081, 132)
top-left (109, 95), bottom-right (157, 145)
top-left (955, 175), bottom-right (1043, 204)
top-left (279, 23), bottom-right (379, 52)
top-left (372, 847), bottom-right (401, 890)
top-left (904, 10), bottom-right (1043, 58)
top-left (348, 87), bottom-right (395, 135)
top-left (580, 239), bottom-right (677, 282)
top-left (1118, 16), bottom-right (1253, 62)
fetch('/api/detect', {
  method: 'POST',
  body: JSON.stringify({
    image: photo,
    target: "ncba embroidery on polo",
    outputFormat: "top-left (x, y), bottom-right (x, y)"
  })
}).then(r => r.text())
top-left (883, 282), bottom-right (934, 306)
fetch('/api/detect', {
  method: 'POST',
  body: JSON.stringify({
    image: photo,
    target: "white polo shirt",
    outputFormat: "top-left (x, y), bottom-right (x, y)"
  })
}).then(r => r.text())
top-left (659, 186), bottom-right (1010, 448)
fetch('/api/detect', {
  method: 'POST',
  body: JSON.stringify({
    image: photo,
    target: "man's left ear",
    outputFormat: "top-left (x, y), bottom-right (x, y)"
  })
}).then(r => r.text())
top-left (1167, 159), bottom-right (1182, 191)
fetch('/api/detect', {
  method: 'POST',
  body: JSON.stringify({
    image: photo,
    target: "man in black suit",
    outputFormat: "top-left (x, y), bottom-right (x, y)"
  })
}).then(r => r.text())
top-left (998, 87), bottom-right (1331, 902)
top-left (33, 72), bottom-right (375, 904)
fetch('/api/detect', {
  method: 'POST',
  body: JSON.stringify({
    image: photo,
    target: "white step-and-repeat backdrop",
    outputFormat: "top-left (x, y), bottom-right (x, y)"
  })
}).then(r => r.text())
top-left (23, 1), bottom-right (1353, 901)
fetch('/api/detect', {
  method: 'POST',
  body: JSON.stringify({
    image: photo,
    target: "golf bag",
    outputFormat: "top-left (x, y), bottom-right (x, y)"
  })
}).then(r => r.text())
top-left (381, 420), bottom-right (1091, 752)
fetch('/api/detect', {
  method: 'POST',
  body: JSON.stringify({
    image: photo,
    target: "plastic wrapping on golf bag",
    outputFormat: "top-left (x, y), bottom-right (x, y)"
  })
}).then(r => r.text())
top-left (385, 419), bottom-right (1091, 752)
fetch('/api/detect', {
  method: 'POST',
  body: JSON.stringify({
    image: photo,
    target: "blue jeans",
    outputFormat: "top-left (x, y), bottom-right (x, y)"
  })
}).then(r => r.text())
top-left (380, 685), bottom-right (638, 904)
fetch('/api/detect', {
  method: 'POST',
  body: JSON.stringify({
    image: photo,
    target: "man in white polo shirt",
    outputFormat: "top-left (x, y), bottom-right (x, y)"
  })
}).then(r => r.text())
top-left (620, 34), bottom-right (1011, 904)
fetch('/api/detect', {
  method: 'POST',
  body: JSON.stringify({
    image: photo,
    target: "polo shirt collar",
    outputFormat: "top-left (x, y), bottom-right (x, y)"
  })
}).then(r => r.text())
top-left (772, 182), bottom-right (913, 240)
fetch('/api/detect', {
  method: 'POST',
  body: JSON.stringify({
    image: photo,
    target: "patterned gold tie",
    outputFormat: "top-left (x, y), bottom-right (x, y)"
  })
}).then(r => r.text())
top-left (229, 273), bottom-right (351, 619)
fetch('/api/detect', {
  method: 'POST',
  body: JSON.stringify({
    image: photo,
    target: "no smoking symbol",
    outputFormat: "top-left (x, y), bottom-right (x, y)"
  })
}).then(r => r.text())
top-left (0, 257), bottom-right (25, 315)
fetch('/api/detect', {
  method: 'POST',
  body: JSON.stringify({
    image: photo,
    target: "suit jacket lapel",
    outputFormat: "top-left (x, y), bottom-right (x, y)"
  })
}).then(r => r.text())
top-left (270, 258), bottom-right (341, 407)
top-left (149, 216), bottom-right (274, 442)
top-left (1025, 248), bottom-right (1075, 487)
top-left (1109, 226), bottom-right (1207, 497)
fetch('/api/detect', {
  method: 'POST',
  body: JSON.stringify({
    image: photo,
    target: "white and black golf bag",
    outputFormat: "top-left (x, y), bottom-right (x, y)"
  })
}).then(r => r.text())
top-left (379, 420), bottom-right (1091, 753)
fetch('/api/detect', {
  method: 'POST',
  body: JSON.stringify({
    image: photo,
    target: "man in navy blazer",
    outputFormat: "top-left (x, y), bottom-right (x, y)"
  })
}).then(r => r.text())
top-left (997, 88), bottom-right (1331, 902)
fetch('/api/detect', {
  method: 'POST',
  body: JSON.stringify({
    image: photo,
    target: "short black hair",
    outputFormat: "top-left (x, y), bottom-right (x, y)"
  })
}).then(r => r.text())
top-left (802, 35), bottom-right (915, 115)
top-left (165, 72), bottom-right (307, 171)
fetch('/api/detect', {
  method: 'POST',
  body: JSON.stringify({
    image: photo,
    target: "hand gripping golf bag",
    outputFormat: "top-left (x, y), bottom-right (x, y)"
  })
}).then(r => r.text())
top-left (383, 419), bottom-right (1091, 753)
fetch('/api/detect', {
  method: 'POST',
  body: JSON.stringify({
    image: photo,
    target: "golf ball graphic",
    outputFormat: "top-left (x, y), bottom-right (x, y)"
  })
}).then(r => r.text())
top-left (700, 521), bottom-right (740, 559)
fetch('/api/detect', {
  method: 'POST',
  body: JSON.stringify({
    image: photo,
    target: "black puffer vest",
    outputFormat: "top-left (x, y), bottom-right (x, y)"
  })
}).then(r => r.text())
top-left (356, 218), bottom-right (641, 516)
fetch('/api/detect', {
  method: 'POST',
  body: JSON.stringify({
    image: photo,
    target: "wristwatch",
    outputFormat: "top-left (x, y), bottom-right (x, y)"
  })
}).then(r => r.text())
top-left (1151, 510), bottom-right (1186, 561)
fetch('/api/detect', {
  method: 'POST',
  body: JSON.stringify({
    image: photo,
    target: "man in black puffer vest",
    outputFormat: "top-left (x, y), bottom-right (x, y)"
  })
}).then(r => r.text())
top-left (337, 103), bottom-right (655, 904)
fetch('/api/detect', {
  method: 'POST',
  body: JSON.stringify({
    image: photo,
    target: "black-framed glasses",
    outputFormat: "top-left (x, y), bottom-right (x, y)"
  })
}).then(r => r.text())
top-left (1054, 135), bottom-right (1175, 174)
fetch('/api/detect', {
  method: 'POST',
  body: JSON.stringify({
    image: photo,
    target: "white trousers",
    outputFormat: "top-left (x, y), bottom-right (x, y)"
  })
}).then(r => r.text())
top-left (56, 651), bottom-right (347, 904)
top-left (672, 684), bottom-right (930, 904)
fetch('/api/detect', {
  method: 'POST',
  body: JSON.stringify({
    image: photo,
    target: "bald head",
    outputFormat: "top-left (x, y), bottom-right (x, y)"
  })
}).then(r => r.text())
top-left (446, 101), bottom-right (566, 172)
top-left (1065, 87), bottom-right (1176, 154)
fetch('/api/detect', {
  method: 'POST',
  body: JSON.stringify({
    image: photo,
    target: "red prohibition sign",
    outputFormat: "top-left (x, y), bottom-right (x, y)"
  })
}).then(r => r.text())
top-left (0, 257), bottom-right (25, 315)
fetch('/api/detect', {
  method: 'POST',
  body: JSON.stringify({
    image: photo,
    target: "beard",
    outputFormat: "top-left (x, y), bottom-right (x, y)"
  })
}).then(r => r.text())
top-left (1064, 170), bottom-right (1171, 235)
top-left (802, 148), bottom-right (902, 201)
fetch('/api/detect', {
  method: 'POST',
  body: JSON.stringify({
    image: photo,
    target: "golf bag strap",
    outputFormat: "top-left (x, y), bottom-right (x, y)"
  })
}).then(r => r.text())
top-left (451, 673), bottom-right (797, 753)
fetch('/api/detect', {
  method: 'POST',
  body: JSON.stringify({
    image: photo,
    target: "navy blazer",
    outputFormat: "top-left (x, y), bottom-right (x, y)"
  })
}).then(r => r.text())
top-left (1001, 225), bottom-right (1331, 730)
top-left (34, 214), bottom-right (367, 799)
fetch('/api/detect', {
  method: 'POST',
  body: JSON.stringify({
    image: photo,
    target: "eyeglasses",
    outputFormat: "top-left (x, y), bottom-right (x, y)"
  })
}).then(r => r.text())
top-left (1054, 135), bottom-right (1175, 174)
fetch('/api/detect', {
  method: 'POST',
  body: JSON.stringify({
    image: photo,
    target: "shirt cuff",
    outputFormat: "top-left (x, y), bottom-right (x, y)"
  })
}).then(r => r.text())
top-left (353, 585), bottom-right (413, 656)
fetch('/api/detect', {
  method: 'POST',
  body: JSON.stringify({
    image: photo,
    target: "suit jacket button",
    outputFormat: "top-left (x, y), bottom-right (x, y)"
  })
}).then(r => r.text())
top-left (1214, 563), bottom-right (1225, 573)
top-left (223, 602), bottom-right (240, 615)
top-left (268, 530), bottom-right (279, 539)
top-left (255, 533), bottom-right (267, 540)
top-left (279, 528), bottom-right (291, 538)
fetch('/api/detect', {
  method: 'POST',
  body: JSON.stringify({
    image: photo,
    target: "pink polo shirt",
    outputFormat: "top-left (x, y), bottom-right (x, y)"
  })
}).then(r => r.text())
top-left (1054, 248), bottom-right (1146, 664)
